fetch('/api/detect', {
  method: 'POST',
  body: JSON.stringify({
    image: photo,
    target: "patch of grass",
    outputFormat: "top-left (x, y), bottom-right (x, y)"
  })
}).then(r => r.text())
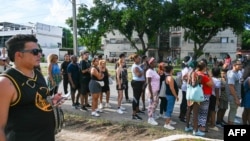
top-left (62, 113), bottom-right (194, 141)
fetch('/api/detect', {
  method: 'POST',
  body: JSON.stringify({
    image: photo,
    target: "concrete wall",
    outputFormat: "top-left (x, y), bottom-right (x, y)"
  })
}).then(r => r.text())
top-left (170, 28), bottom-right (238, 61)
top-left (102, 30), bottom-right (148, 59)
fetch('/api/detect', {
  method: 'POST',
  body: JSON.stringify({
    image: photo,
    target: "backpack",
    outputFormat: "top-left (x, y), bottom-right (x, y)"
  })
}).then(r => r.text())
top-left (175, 72), bottom-right (182, 89)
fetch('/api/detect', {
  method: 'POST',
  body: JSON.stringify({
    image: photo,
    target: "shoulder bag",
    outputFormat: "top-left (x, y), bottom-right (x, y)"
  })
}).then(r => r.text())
top-left (186, 72), bottom-right (204, 102)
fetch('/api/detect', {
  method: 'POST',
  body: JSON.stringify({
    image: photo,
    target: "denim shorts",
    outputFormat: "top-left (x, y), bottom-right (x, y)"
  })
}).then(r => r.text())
top-left (165, 95), bottom-right (176, 118)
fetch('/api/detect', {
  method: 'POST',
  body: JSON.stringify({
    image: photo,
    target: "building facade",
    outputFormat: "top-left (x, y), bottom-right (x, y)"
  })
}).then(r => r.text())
top-left (0, 22), bottom-right (63, 60)
top-left (102, 30), bottom-right (148, 60)
top-left (102, 28), bottom-right (239, 62)
top-left (169, 27), bottom-right (239, 61)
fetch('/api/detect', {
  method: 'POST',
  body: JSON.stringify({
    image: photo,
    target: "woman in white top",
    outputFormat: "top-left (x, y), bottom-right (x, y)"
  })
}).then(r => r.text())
top-left (179, 56), bottom-right (192, 122)
top-left (130, 54), bottom-right (145, 120)
top-left (208, 67), bottom-right (221, 129)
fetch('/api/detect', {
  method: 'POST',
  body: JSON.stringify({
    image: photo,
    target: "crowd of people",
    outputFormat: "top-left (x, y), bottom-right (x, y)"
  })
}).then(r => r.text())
top-left (176, 54), bottom-right (249, 137)
top-left (58, 51), bottom-right (249, 138)
top-left (1, 34), bottom-right (250, 141)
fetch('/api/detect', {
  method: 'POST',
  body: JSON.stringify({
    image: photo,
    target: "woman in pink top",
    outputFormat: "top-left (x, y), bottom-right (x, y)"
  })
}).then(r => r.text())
top-left (146, 57), bottom-right (160, 126)
top-left (223, 54), bottom-right (232, 70)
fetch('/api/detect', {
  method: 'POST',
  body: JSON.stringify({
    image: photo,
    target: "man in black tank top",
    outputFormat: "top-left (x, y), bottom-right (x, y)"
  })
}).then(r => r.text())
top-left (0, 34), bottom-right (55, 141)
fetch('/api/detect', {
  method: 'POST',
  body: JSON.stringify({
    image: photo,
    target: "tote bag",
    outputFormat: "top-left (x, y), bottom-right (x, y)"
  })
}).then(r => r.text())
top-left (159, 81), bottom-right (166, 97)
top-left (186, 84), bottom-right (204, 102)
top-left (108, 77), bottom-right (113, 85)
top-left (186, 71), bottom-right (204, 102)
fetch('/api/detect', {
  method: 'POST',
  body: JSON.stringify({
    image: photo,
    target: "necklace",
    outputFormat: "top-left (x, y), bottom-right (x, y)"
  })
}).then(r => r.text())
top-left (13, 68), bottom-right (35, 78)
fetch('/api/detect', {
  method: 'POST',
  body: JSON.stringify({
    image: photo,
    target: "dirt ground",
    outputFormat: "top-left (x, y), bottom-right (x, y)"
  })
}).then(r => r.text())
top-left (55, 114), bottom-right (169, 141)
top-left (55, 114), bottom-right (223, 141)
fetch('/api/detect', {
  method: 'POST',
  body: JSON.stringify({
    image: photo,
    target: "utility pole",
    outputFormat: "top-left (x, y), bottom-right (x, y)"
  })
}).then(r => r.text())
top-left (72, 0), bottom-right (78, 55)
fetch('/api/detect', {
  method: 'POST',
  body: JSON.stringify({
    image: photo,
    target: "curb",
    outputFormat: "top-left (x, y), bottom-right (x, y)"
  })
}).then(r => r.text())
top-left (153, 134), bottom-right (223, 141)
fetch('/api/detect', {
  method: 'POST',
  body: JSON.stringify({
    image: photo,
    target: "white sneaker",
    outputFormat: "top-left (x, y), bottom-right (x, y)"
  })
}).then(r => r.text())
top-left (105, 103), bottom-right (112, 108)
top-left (120, 106), bottom-right (126, 111)
top-left (99, 103), bottom-right (104, 109)
top-left (91, 111), bottom-right (100, 117)
top-left (170, 120), bottom-right (177, 125)
top-left (96, 108), bottom-right (103, 113)
top-left (153, 114), bottom-right (160, 120)
top-left (159, 114), bottom-right (164, 118)
top-left (148, 118), bottom-right (158, 126)
top-left (164, 124), bottom-right (175, 130)
top-left (117, 108), bottom-right (124, 114)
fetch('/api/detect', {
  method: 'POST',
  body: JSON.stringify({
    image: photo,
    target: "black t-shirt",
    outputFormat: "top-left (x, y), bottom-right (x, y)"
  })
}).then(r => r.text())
top-left (67, 62), bottom-right (80, 85)
top-left (79, 60), bottom-right (91, 80)
top-left (60, 61), bottom-right (70, 75)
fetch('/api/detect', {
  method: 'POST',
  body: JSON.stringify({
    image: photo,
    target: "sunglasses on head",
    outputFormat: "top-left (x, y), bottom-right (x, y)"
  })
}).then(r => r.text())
top-left (20, 48), bottom-right (42, 55)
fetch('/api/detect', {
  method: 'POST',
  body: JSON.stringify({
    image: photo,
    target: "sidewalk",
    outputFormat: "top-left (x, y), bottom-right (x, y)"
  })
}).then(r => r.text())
top-left (58, 79), bottom-right (242, 140)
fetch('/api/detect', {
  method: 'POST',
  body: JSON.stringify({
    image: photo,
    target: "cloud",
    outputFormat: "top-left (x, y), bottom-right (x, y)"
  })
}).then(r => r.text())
top-left (44, 0), bottom-right (94, 28)
top-left (0, 0), bottom-right (94, 28)
top-left (44, 0), bottom-right (72, 27)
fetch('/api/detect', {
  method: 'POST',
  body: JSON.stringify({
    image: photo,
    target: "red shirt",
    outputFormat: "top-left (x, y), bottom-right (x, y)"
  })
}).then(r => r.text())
top-left (197, 71), bottom-right (212, 95)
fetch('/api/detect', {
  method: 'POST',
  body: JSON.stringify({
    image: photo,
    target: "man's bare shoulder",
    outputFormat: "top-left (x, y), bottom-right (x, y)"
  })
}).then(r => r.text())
top-left (0, 76), bottom-right (16, 102)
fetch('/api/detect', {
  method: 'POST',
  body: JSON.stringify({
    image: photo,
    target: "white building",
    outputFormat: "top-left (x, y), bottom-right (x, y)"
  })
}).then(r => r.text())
top-left (0, 22), bottom-right (63, 60)
top-left (102, 28), bottom-right (239, 62)
top-left (169, 27), bottom-right (239, 61)
top-left (102, 30), bottom-right (148, 60)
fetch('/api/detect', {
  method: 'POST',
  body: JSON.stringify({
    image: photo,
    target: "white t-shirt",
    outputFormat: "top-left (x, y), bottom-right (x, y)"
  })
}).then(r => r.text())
top-left (181, 67), bottom-right (191, 91)
top-left (212, 77), bottom-right (221, 96)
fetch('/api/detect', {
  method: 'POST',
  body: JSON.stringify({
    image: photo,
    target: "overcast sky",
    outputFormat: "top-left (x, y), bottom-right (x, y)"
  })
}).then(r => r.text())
top-left (0, 0), bottom-right (94, 28)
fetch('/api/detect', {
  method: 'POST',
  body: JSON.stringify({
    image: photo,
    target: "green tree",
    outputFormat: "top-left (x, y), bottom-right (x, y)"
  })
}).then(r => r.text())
top-left (110, 0), bottom-right (167, 55)
top-left (242, 29), bottom-right (250, 50)
top-left (176, 0), bottom-right (250, 59)
top-left (84, 0), bottom-right (168, 55)
top-left (66, 4), bottom-right (103, 57)
top-left (78, 29), bottom-right (102, 57)
top-left (62, 28), bottom-right (73, 48)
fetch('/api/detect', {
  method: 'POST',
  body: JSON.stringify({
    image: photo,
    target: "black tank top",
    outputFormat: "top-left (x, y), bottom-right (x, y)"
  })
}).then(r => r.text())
top-left (102, 69), bottom-right (109, 85)
top-left (91, 66), bottom-right (101, 81)
top-left (3, 68), bottom-right (55, 141)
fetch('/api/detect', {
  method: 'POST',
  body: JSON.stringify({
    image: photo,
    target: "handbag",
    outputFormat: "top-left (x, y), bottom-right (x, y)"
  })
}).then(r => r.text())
top-left (109, 77), bottom-right (113, 85)
top-left (159, 81), bottom-right (166, 97)
top-left (186, 84), bottom-right (204, 102)
top-left (186, 71), bottom-right (204, 102)
top-left (96, 81), bottom-right (104, 87)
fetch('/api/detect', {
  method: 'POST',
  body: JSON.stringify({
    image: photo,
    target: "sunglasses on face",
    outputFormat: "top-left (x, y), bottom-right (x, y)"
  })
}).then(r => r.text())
top-left (20, 49), bottom-right (42, 56)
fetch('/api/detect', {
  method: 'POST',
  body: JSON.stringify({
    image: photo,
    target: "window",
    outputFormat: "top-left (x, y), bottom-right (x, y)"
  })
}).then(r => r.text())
top-left (110, 38), bottom-right (116, 44)
top-left (109, 52), bottom-right (116, 57)
top-left (209, 37), bottom-right (220, 43)
top-left (171, 37), bottom-right (180, 47)
top-left (221, 37), bottom-right (228, 43)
